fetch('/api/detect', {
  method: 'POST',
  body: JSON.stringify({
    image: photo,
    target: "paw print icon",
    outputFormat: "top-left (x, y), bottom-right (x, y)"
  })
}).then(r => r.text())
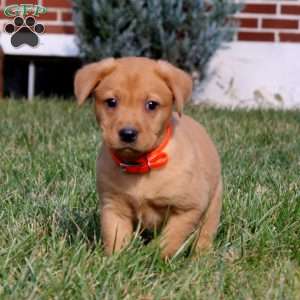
top-left (4, 16), bottom-right (45, 47)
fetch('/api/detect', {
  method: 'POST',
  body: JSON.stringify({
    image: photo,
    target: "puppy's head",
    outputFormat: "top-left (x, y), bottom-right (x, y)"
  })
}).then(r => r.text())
top-left (74, 57), bottom-right (192, 159)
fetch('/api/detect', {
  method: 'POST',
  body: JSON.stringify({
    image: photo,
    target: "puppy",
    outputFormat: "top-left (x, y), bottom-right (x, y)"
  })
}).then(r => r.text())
top-left (74, 57), bottom-right (222, 258)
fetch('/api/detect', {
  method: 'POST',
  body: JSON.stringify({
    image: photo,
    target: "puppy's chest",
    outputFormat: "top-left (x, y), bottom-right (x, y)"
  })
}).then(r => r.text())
top-left (102, 172), bottom-right (182, 229)
top-left (114, 170), bottom-right (180, 200)
top-left (122, 173), bottom-right (178, 204)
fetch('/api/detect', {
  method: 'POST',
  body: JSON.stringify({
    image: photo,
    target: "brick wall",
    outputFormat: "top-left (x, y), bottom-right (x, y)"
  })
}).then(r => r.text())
top-left (0, 0), bottom-right (74, 34)
top-left (237, 0), bottom-right (300, 42)
top-left (1, 0), bottom-right (300, 43)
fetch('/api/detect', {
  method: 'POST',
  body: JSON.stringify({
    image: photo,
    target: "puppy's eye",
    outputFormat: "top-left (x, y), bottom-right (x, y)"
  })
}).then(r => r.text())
top-left (146, 100), bottom-right (159, 111)
top-left (105, 98), bottom-right (118, 108)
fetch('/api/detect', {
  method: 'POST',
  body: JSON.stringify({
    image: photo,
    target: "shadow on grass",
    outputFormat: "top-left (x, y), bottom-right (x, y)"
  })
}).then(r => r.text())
top-left (54, 206), bottom-right (101, 247)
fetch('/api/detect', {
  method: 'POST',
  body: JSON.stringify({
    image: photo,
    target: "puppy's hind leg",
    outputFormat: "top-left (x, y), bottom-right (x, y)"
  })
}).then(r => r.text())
top-left (195, 180), bottom-right (222, 254)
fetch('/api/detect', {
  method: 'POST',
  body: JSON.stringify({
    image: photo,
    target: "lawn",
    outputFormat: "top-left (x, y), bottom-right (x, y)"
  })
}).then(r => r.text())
top-left (0, 99), bottom-right (299, 299)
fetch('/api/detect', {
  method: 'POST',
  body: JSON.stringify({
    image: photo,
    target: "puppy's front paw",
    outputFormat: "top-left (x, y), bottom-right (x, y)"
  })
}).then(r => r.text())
top-left (194, 236), bottom-right (213, 256)
top-left (160, 246), bottom-right (177, 260)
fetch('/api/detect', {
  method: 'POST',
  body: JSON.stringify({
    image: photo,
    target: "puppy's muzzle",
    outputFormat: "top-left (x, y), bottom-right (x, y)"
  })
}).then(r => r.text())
top-left (119, 127), bottom-right (138, 143)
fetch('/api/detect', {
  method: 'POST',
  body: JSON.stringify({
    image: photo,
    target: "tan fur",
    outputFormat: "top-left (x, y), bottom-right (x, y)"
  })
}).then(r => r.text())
top-left (74, 57), bottom-right (222, 258)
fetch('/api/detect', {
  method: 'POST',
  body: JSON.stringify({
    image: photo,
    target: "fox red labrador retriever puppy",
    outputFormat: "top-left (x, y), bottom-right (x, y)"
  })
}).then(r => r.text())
top-left (74, 57), bottom-right (222, 258)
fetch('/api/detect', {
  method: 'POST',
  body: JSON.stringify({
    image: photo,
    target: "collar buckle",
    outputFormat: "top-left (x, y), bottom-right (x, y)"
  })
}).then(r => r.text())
top-left (119, 161), bottom-right (142, 172)
top-left (119, 162), bottom-right (128, 172)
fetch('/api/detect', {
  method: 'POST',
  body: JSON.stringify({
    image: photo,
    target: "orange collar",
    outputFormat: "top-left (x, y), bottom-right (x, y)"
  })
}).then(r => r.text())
top-left (110, 125), bottom-right (172, 174)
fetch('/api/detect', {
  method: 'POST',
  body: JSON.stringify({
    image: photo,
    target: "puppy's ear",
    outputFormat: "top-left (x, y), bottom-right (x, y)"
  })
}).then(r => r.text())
top-left (156, 60), bottom-right (193, 116)
top-left (74, 58), bottom-right (116, 105)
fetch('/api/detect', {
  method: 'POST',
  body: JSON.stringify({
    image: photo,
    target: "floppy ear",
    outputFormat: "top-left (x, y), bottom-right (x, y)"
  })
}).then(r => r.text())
top-left (156, 60), bottom-right (193, 116)
top-left (74, 58), bottom-right (116, 105)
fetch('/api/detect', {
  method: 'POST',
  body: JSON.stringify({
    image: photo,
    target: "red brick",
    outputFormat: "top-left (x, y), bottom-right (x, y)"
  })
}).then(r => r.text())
top-left (243, 4), bottom-right (276, 14)
top-left (5, 0), bottom-right (38, 4)
top-left (37, 11), bottom-right (57, 21)
top-left (238, 31), bottom-right (275, 42)
top-left (62, 12), bottom-right (73, 21)
top-left (280, 33), bottom-right (300, 43)
top-left (237, 18), bottom-right (258, 28)
top-left (45, 25), bottom-right (75, 34)
top-left (0, 10), bottom-right (10, 19)
top-left (43, 0), bottom-right (72, 9)
top-left (262, 19), bottom-right (298, 29)
top-left (281, 5), bottom-right (300, 15)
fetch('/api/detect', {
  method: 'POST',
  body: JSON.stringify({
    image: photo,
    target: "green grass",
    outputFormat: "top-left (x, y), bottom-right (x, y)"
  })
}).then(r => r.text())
top-left (0, 99), bottom-right (299, 299)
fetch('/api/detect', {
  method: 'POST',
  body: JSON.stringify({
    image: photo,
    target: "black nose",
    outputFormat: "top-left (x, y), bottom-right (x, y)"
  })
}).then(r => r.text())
top-left (119, 127), bottom-right (138, 143)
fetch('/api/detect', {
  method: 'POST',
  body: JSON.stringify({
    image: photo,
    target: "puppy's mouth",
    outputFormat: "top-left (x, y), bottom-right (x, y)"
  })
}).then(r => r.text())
top-left (106, 132), bottom-right (160, 160)
top-left (116, 146), bottom-right (140, 153)
top-left (113, 146), bottom-right (145, 160)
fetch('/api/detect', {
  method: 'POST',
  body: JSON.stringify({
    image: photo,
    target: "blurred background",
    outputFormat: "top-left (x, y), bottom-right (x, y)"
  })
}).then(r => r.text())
top-left (0, 0), bottom-right (299, 109)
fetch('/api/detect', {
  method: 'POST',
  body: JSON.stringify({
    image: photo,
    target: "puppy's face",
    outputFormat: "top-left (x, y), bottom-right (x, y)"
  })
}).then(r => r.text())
top-left (74, 57), bottom-right (192, 159)
top-left (94, 65), bottom-right (173, 158)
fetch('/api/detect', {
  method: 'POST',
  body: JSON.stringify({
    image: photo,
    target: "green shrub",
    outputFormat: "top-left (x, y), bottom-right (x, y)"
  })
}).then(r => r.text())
top-left (73, 0), bottom-right (240, 75)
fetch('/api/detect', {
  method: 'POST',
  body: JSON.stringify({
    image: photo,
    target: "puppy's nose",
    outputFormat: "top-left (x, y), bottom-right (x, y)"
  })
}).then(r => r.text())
top-left (119, 127), bottom-right (138, 143)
